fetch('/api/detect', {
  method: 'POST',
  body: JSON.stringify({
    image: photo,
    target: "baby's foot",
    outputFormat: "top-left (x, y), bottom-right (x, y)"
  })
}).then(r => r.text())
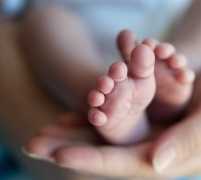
top-left (88, 44), bottom-right (156, 144)
top-left (142, 39), bottom-right (195, 123)
top-left (117, 30), bottom-right (195, 124)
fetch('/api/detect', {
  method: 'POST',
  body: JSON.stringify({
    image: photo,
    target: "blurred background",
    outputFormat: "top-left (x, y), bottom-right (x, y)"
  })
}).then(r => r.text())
top-left (0, 0), bottom-right (31, 179)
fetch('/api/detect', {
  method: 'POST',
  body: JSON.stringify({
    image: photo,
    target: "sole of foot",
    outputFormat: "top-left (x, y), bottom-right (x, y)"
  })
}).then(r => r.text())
top-left (88, 44), bottom-right (156, 144)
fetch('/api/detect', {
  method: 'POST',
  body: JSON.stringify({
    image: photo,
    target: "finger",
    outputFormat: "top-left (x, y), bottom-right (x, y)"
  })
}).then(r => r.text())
top-left (53, 143), bottom-right (157, 177)
top-left (24, 113), bottom-right (96, 161)
top-left (152, 113), bottom-right (201, 176)
top-left (24, 126), bottom-right (98, 160)
top-left (24, 135), bottom-right (68, 162)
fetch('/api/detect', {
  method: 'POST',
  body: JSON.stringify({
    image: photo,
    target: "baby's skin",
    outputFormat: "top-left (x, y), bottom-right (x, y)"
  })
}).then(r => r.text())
top-left (88, 30), bottom-right (195, 145)
top-left (20, 7), bottom-right (195, 146)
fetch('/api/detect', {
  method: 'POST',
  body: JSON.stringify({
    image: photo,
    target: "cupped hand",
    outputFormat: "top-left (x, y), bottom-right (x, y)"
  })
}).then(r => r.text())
top-left (25, 107), bottom-right (201, 178)
top-left (151, 75), bottom-right (201, 176)
top-left (25, 113), bottom-right (157, 178)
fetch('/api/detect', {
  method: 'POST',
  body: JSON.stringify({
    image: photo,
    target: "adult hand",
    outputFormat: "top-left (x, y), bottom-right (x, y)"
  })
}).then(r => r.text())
top-left (151, 74), bottom-right (201, 176)
top-left (25, 109), bottom-right (201, 178)
top-left (1, 10), bottom-right (201, 180)
top-left (25, 74), bottom-right (201, 178)
top-left (25, 113), bottom-right (158, 178)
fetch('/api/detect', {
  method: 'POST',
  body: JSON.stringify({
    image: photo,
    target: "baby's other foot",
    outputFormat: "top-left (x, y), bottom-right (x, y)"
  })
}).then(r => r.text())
top-left (88, 44), bottom-right (156, 144)
top-left (143, 39), bottom-right (195, 123)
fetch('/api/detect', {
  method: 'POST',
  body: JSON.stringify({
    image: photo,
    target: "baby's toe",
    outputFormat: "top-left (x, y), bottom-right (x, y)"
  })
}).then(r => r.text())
top-left (88, 90), bottom-right (105, 107)
top-left (175, 69), bottom-right (196, 84)
top-left (130, 44), bottom-right (155, 78)
top-left (109, 61), bottom-right (128, 82)
top-left (96, 76), bottom-right (114, 94)
top-left (143, 38), bottom-right (159, 50)
top-left (88, 108), bottom-right (108, 126)
top-left (164, 53), bottom-right (195, 84)
top-left (155, 43), bottom-right (175, 60)
top-left (117, 30), bottom-right (136, 62)
top-left (168, 54), bottom-right (187, 69)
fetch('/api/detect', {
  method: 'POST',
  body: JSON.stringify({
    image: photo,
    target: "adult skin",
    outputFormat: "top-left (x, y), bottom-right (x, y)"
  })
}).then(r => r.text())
top-left (1, 0), bottom-right (201, 179)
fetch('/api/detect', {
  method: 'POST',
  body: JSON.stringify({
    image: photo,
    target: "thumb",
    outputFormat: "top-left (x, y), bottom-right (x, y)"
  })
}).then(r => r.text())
top-left (152, 113), bottom-right (201, 175)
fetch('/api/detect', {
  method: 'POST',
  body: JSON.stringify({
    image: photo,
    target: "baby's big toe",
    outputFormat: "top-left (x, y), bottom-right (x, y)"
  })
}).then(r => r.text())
top-left (117, 30), bottom-right (136, 62)
top-left (130, 45), bottom-right (155, 78)
top-left (88, 108), bottom-right (108, 127)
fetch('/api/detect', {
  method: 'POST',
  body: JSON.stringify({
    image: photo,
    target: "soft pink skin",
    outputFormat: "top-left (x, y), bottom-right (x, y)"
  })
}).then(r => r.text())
top-left (117, 30), bottom-right (136, 63)
top-left (18, 0), bottom-right (201, 176)
top-left (88, 30), bottom-right (195, 144)
top-left (96, 76), bottom-right (114, 94)
top-left (88, 44), bottom-right (156, 144)
top-left (22, 29), bottom-right (197, 177)
top-left (143, 39), bottom-right (195, 122)
top-left (25, 113), bottom-right (156, 177)
top-left (117, 31), bottom-right (195, 124)
top-left (146, 40), bottom-right (195, 122)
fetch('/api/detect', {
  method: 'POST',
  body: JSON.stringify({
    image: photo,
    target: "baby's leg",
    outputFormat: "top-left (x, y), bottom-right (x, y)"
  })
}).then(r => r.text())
top-left (0, 19), bottom-right (75, 180)
top-left (2, 13), bottom-right (102, 180)
top-left (20, 6), bottom-right (106, 111)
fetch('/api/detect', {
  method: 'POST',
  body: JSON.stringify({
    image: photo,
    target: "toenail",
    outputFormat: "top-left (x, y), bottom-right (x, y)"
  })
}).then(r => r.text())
top-left (131, 45), bottom-right (155, 68)
top-left (176, 69), bottom-right (195, 83)
top-left (155, 43), bottom-right (175, 59)
top-left (88, 90), bottom-right (105, 107)
top-left (143, 38), bottom-right (158, 50)
top-left (109, 62), bottom-right (127, 81)
top-left (186, 70), bottom-right (196, 83)
top-left (97, 76), bottom-right (114, 94)
top-left (89, 109), bottom-right (107, 126)
top-left (168, 54), bottom-right (187, 69)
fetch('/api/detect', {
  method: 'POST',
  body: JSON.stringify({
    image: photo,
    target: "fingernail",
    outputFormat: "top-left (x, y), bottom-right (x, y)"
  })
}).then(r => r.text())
top-left (153, 145), bottom-right (176, 173)
top-left (22, 148), bottom-right (54, 162)
top-left (22, 148), bottom-right (42, 159)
